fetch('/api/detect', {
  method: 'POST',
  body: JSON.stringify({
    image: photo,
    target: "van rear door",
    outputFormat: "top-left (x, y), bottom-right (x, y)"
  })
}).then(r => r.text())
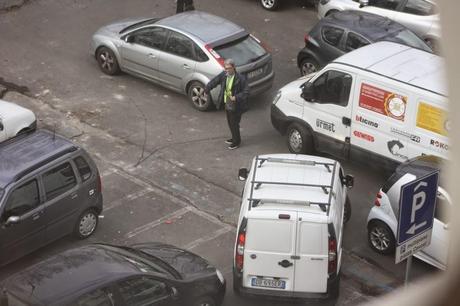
top-left (294, 215), bottom-right (329, 293)
top-left (243, 210), bottom-right (297, 292)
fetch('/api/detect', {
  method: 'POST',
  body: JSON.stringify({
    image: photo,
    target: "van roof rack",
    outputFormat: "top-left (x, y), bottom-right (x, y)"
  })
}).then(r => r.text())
top-left (247, 156), bottom-right (337, 215)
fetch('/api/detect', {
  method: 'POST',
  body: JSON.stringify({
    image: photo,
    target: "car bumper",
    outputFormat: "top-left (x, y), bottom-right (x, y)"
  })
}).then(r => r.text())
top-left (271, 104), bottom-right (289, 134)
top-left (248, 71), bottom-right (274, 96)
top-left (234, 269), bottom-right (340, 301)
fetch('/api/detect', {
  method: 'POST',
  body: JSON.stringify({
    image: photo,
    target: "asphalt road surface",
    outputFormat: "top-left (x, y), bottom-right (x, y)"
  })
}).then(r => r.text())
top-left (0, 0), bottom-right (439, 305)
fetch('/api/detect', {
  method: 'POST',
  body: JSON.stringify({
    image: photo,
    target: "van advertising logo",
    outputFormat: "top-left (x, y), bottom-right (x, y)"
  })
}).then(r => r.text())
top-left (316, 119), bottom-right (335, 133)
top-left (353, 130), bottom-right (374, 142)
top-left (387, 140), bottom-right (408, 160)
top-left (355, 115), bottom-right (379, 128)
top-left (430, 139), bottom-right (449, 151)
top-left (359, 83), bottom-right (407, 122)
top-left (390, 128), bottom-right (420, 143)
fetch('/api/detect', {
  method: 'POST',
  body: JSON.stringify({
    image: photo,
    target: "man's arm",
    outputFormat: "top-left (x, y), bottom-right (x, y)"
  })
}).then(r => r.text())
top-left (205, 71), bottom-right (225, 94)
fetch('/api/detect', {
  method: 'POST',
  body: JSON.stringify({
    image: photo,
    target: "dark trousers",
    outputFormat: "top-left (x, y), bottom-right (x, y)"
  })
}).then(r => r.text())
top-left (226, 110), bottom-right (242, 145)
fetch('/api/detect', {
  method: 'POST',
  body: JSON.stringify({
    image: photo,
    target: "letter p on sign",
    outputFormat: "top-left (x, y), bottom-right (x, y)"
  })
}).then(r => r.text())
top-left (411, 181), bottom-right (428, 223)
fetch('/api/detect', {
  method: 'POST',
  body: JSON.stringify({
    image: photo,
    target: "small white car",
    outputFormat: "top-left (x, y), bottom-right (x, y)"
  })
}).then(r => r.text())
top-left (317, 0), bottom-right (441, 51)
top-left (0, 99), bottom-right (36, 143)
top-left (233, 154), bottom-right (353, 301)
top-left (367, 155), bottom-right (450, 270)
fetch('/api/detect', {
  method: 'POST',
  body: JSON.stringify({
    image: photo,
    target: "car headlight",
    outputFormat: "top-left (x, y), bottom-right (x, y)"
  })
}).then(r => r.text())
top-left (273, 91), bottom-right (282, 105)
top-left (216, 269), bottom-right (225, 284)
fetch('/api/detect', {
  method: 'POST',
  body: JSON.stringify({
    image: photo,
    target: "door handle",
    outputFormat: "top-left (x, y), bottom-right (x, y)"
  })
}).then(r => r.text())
top-left (32, 213), bottom-right (41, 221)
top-left (290, 255), bottom-right (300, 260)
top-left (148, 53), bottom-right (156, 58)
top-left (183, 64), bottom-right (191, 70)
top-left (342, 117), bottom-right (351, 126)
top-left (71, 193), bottom-right (78, 199)
top-left (278, 260), bottom-right (293, 268)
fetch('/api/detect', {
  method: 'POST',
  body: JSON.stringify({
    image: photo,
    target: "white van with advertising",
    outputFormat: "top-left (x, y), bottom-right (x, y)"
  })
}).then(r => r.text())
top-left (233, 154), bottom-right (354, 301)
top-left (271, 42), bottom-right (449, 170)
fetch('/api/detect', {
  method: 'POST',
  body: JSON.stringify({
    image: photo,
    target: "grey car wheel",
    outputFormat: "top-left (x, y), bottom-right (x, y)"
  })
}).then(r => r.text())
top-left (75, 209), bottom-right (98, 239)
top-left (368, 221), bottom-right (395, 255)
top-left (287, 123), bottom-right (313, 154)
top-left (300, 58), bottom-right (319, 76)
top-left (188, 81), bottom-right (213, 111)
top-left (261, 0), bottom-right (280, 10)
top-left (96, 47), bottom-right (120, 75)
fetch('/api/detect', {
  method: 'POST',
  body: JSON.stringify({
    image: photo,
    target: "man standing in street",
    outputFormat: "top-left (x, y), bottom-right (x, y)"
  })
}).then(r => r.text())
top-left (176, 0), bottom-right (195, 13)
top-left (205, 59), bottom-right (249, 150)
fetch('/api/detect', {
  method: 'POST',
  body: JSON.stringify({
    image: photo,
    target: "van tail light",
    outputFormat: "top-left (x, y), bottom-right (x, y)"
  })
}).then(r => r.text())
top-left (97, 172), bottom-right (102, 193)
top-left (374, 191), bottom-right (382, 207)
top-left (328, 237), bottom-right (337, 275)
top-left (205, 44), bottom-right (225, 68)
top-left (235, 232), bottom-right (246, 272)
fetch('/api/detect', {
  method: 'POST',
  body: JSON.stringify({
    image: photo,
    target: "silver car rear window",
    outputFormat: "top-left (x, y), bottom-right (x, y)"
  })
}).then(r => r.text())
top-left (214, 35), bottom-right (266, 66)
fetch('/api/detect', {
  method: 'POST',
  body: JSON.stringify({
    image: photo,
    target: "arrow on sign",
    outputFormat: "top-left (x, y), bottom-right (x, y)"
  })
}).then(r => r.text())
top-left (406, 221), bottom-right (427, 235)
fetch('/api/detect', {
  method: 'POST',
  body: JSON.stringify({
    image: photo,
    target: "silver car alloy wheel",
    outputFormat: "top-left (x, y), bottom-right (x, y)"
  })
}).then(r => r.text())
top-left (369, 226), bottom-right (391, 252)
top-left (79, 212), bottom-right (97, 237)
top-left (301, 62), bottom-right (317, 76)
top-left (261, 0), bottom-right (275, 9)
top-left (289, 129), bottom-right (303, 153)
top-left (191, 86), bottom-right (207, 108)
top-left (99, 50), bottom-right (115, 73)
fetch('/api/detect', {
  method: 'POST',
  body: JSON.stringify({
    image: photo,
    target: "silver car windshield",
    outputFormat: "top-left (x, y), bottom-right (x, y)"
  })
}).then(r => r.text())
top-left (214, 35), bottom-right (266, 66)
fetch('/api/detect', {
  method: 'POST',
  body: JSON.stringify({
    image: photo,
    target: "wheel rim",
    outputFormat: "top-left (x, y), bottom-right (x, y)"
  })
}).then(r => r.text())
top-left (79, 212), bottom-right (97, 237)
top-left (301, 62), bottom-right (317, 76)
top-left (191, 86), bottom-right (207, 108)
top-left (99, 50), bottom-right (115, 72)
top-left (289, 129), bottom-right (303, 153)
top-left (370, 226), bottom-right (390, 251)
top-left (262, 0), bottom-right (275, 8)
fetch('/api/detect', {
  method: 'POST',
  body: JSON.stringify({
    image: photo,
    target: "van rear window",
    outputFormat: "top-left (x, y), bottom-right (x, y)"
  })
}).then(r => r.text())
top-left (214, 35), bottom-right (266, 66)
top-left (246, 219), bottom-right (294, 253)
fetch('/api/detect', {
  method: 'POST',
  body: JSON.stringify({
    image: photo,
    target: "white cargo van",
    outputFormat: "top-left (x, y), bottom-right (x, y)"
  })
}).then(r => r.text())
top-left (271, 42), bottom-right (449, 170)
top-left (233, 154), bottom-right (353, 301)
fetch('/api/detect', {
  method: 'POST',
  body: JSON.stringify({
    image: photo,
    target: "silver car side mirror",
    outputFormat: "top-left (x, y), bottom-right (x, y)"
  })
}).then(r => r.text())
top-left (5, 216), bottom-right (20, 226)
top-left (125, 35), bottom-right (134, 43)
top-left (359, 0), bottom-right (369, 8)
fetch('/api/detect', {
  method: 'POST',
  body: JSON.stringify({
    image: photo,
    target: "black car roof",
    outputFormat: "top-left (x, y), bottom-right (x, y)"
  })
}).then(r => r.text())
top-left (0, 130), bottom-right (78, 189)
top-left (2, 245), bottom-right (148, 305)
top-left (318, 10), bottom-right (405, 41)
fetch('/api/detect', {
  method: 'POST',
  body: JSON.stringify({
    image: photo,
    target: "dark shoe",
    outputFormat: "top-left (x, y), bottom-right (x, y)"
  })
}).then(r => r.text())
top-left (225, 139), bottom-right (233, 144)
top-left (228, 143), bottom-right (239, 150)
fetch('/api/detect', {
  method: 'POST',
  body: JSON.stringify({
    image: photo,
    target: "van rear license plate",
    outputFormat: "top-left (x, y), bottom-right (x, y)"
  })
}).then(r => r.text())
top-left (251, 277), bottom-right (286, 289)
top-left (247, 67), bottom-right (263, 79)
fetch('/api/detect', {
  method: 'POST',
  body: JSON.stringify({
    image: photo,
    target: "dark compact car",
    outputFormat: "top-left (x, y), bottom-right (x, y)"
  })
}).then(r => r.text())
top-left (0, 130), bottom-right (103, 266)
top-left (297, 10), bottom-right (432, 75)
top-left (0, 243), bottom-right (226, 306)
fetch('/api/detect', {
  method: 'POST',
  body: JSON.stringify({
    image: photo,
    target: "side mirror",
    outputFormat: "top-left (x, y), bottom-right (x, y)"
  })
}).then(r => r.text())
top-left (301, 82), bottom-right (315, 102)
top-left (170, 287), bottom-right (179, 299)
top-left (125, 35), bottom-right (135, 43)
top-left (238, 168), bottom-right (248, 181)
top-left (343, 175), bottom-right (354, 188)
top-left (359, 0), bottom-right (369, 8)
top-left (5, 216), bottom-right (20, 227)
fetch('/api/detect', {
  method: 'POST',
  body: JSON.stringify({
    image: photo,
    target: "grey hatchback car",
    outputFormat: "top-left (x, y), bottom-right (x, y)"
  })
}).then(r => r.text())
top-left (90, 11), bottom-right (274, 111)
top-left (0, 130), bottom-right (103, 266)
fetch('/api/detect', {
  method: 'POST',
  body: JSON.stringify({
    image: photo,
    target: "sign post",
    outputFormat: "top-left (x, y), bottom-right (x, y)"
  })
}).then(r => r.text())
top-left (395, 171), bottom-right (439, 286)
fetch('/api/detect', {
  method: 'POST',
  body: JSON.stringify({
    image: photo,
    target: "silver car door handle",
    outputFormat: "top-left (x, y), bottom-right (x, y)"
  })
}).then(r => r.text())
top-left (71, 193), bottom-right (78, 199)
top-left (183, 64), bottom-right (191, 70)
top-left (32, 213), bottom-right (41, 221)
top-left (148, 53), bottom-right (156, 58)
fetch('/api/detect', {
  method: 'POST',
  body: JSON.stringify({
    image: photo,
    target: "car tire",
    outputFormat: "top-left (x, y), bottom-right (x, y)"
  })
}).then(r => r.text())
top-left (368, 220), bottom-right (395, 255)
top-left (260, 0), bottom-right (280, 10)
top-left (344, 196), bottom-right (351, 224)
top-left (287, 123), bottom-right (314, 154)
top-left (96, 46), bottom-right (120, 75)
top-left (325, 9), bottom-right (339, 17)
top-left (188, 81), bottom-right (213, 111)
top-left (300, 57), bottom-right (320, 76)
top-left (192, 296), bottom-right (216, 306)
top-left (74, 209), bottom-right (99, 239)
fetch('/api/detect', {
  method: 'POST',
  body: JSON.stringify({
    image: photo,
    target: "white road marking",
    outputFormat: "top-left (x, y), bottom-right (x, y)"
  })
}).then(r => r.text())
top-left (104, 188), bottom-right (154, 211)
top-left (184, 227), bottom-right (234, 250)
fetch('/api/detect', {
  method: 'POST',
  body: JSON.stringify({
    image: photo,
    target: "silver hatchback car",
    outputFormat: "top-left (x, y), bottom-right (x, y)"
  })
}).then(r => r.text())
top-left (90, 11), bottom-right (274, 111)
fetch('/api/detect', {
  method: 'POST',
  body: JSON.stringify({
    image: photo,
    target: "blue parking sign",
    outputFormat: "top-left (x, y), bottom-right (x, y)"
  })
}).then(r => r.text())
top-left (397, 171), bottom-right (439, 245)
